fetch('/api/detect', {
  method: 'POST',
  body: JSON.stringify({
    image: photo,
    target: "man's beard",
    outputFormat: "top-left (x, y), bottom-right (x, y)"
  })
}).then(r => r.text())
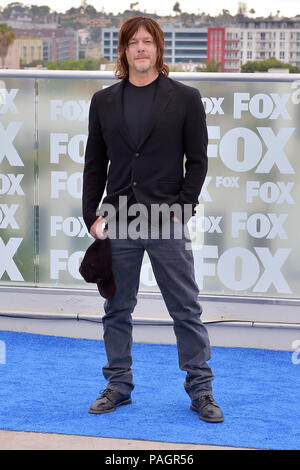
top-left (135, 63), bottom-right (151, 73)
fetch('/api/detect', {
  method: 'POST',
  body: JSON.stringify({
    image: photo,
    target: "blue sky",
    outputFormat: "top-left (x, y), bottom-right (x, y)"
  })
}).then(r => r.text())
top-left (0, 0), bottom-right (299, 17)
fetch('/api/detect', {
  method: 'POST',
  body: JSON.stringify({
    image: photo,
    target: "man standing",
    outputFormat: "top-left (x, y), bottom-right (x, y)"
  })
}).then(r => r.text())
top-left (82, 16), bottom-right (224, 422)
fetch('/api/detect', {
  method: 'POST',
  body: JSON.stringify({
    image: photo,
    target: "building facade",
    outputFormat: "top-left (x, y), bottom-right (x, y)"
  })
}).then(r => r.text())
top-left (11, 27), bottom-right (78, 62)
top-left (15, 35), bottom-right (43, 65)
top-left (102, 17), bottom-right (300, 72)
top-left (236, 17), bottom-right (300, 70)
top-left (102, 27), bottom-right (208, 67)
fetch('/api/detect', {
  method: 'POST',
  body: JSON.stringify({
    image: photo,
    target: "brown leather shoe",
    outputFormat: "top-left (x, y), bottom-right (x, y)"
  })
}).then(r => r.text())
top-left (88, 388), bottom-right (132, 414)
top-left (190, 395), bottom-right (224, 422)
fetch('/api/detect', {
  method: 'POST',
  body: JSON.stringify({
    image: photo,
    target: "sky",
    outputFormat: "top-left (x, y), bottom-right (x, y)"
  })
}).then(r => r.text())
top-left (0, 0), bottom-right (299, 17)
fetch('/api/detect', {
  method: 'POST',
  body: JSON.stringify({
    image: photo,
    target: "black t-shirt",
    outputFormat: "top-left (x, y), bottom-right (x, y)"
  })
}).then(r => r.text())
top-left (123, 75), bottom-right (159, 148)
top-left (122, 76), bottom-right (159, 219)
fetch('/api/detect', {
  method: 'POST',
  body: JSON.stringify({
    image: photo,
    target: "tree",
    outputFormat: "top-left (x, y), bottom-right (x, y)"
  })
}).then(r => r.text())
top-left (30, 5), bottom-right (50, 18)
top-left (206, 57), bottom-right (222, 72)
top-left (173, 2), bottom-right (181, 15)
top-left (85, 5), bottom-right (98, 17)
top-left (196, 57), bottom-right (222, 72)
top-left (65, 7), bottom-right (78, 15)
top-left (0, 24), bottom-right (16, 69)
top-left (46, 58), bottom-right (102, 70)
top-left (2, 2), bottom-right (25, 19)
top-left (241, 57), bottom-right (299, 73)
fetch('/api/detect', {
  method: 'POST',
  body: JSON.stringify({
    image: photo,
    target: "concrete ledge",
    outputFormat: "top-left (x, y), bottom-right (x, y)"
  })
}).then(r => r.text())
top-left (1, 311), bottom-right (300, 351)
top-left (0, 286), bottom-right (299, 350)
top-left (0, 285), bottom-right (300, 324)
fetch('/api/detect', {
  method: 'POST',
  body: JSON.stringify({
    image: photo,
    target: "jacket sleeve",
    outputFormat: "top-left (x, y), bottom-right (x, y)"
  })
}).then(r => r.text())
top-left (82, 93), bottom-right (109, 232)
top-left (179, 87), bottom-right (208, 216)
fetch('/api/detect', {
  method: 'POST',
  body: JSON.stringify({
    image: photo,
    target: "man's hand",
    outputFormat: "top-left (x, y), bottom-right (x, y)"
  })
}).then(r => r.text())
top-left (90, 216), bottom-right (107, 239)
top-left (171, 215), bottom-right (181, 222)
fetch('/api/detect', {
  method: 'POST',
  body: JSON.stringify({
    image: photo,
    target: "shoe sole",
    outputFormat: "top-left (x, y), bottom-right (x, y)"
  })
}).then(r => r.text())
top-left (190, 404), bottom-right (224, 423)
top-left (88, 398), bottom-right (132, 414)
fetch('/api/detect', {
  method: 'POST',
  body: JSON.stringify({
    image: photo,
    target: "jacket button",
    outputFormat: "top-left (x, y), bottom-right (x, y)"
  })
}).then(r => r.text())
top-left (135, 152), bottom-right (140, 157)
top-left (133, 181), bottom-right (137, 186)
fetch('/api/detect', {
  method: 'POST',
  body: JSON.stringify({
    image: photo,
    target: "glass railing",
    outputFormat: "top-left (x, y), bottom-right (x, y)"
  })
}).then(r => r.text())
top-left (1, 69), bottom-right (300, 300)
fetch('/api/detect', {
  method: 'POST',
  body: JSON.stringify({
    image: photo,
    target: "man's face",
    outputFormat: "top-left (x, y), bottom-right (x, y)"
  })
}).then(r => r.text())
top-left (125, 26), bottom-right (158, 76)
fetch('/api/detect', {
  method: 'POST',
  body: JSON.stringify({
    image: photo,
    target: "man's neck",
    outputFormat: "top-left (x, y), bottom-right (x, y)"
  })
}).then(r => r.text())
top-left (128, 71), bottom-right (159, 87)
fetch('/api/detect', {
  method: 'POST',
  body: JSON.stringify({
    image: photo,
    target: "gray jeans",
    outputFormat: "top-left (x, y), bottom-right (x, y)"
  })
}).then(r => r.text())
top-left (102, 218), bottom-right (214, 400)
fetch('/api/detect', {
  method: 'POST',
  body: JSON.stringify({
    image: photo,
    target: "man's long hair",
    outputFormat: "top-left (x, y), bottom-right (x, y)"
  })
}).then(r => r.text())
top-left (115, 16), bottom-right (169, 79)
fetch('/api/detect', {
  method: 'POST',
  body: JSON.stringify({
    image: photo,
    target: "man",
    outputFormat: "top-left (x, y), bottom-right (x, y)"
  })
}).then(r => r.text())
top-left (82, 16), bottom-right (224, 423)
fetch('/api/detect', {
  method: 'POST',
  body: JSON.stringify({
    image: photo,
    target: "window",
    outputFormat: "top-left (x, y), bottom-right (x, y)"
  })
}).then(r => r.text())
top-left (175, 32), bottom-right (206, 39)
top-left (280, 32), bottom-right (285, 40)
top-left (247, 32), bottom-right (253, 39)
top-left (247, 51), bottom-right (252, 59)
top-left (280, 51), bottom-right (285, 59)
top-left (175, 41), bottom-right (206, 47)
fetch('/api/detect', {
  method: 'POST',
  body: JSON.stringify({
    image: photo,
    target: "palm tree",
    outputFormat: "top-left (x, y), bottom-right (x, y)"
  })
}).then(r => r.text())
top-left (0, 24), bottom-right (16, 69)
top-left (173, 2), bottom-right (181, 15)
top-left (206, 57), bottom-right (222, 72)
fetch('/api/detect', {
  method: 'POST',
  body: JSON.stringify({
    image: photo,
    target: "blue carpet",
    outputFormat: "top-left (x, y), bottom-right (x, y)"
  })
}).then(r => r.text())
top-left (0, 330), bottom-right (299, 450)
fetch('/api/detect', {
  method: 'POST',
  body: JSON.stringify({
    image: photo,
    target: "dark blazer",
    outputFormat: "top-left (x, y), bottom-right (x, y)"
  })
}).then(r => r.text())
top-left (82, 72), bottom-right (208, 232)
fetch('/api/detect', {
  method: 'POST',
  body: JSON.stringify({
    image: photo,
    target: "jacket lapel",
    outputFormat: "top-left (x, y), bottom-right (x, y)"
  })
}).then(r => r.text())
top-left (108, 79), bottom-right (136, 151)
top-left (107, 73), bottom-right (174, 151)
